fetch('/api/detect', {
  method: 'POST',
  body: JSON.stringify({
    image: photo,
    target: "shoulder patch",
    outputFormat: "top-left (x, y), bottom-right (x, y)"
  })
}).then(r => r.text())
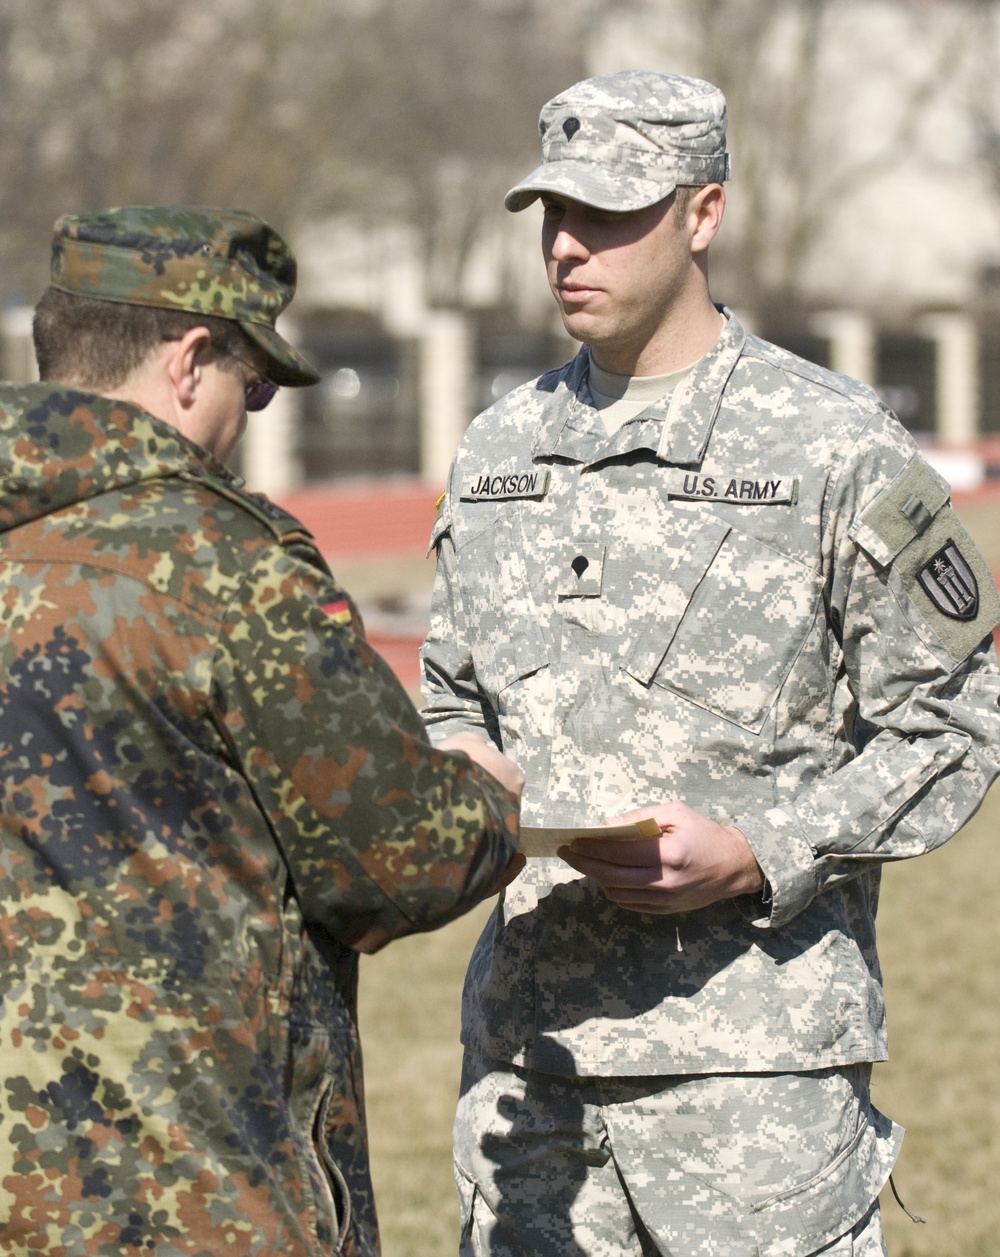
top-left (850, 457), bottom-right (1000, 659)
top-left (916, 540), bottom-right (980, 621)
top-left (428, 492), bottom-right (453, 555)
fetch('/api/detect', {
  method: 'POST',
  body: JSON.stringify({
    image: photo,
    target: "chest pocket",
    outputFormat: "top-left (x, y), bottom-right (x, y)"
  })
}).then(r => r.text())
top-left (456, 511), bottom-right (548, 700)
top-left (622, 519), bottom-right (822, 732)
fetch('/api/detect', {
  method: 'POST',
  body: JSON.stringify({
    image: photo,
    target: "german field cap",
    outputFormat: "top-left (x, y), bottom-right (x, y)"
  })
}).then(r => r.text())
top-left (50, 205), bottom-right (320, 386)
top-left (505, 71), bottom-right (730, 214)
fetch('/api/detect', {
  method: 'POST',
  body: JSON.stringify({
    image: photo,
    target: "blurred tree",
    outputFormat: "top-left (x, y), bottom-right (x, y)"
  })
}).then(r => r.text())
top-left (606, 0), bottom-right (970, 319)
top-left (0, 0), bottom-right (597, 307)
top-left (966, 0), bottom-right (1000, 212)
top-left (2, 0), bottom-right (988, 320)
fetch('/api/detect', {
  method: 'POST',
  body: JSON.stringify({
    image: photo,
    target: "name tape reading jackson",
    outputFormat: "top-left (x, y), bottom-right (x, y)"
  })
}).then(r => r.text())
top-left (461, 469), bottom-right (551, 501)
top-left (666, 472), bottom-right (799, 504)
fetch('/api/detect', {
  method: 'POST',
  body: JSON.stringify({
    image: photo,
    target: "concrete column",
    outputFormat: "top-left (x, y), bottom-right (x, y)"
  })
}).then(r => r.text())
top-left (809, 310), bottom-right (875, 384)
top-left (420, 310), bottom-right (472, 486)
top-left (917, 312), bottom-right (979, 448)
top-left (1, 305), bottom-right (38, 382)
top-left (241, 385), bottom-right (301, 497)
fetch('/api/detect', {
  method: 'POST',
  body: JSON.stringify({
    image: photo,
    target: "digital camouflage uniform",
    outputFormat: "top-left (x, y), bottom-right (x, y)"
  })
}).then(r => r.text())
top-left (422, 71), bottom-right (1000, 1254)
top-left (421, 313), bottom-right (1000, 1252)
top-left (0, 209), bottom-right (520, 1255)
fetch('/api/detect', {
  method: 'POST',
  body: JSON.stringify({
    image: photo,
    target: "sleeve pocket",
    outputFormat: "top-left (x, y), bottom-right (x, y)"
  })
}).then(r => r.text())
top-left (850, 457), bottom-right (1000, 662)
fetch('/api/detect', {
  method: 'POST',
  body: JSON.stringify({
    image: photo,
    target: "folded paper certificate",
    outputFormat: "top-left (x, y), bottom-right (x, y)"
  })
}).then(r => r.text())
top-left (519, 817), bottom-right (661, 858)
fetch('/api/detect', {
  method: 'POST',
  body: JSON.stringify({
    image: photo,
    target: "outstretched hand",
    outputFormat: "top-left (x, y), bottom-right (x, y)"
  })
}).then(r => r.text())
top-left (438, 731), bottom-right (525, 800)
top-left (558, 801), bottom-right (764, 914)
top-left (437, 731), bottom-right (527, 892)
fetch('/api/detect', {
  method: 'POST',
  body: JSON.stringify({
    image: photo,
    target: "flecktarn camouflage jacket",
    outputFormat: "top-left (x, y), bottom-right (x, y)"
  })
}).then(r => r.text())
top-left (421, 310), bottom-right (1000, 1077)
top-left (0, 384), bottom-right (518, 1255)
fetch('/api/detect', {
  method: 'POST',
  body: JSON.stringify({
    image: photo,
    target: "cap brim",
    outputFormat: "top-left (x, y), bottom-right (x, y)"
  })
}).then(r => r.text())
top-left (242, 321), bottom-right (320, 387)
top-left (504, 161), bottom-right (676, 213)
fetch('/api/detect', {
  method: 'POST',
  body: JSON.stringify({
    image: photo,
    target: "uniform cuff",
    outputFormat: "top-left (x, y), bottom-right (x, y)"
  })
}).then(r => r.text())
top-left (734, 807), bottom-right (819, 928)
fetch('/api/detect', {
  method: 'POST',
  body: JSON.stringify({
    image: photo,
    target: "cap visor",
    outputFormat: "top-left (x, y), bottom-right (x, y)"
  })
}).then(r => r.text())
top-left (504, 162), bottom-right (676, 214)
top-left (242, 322), bottom-right (320, 387)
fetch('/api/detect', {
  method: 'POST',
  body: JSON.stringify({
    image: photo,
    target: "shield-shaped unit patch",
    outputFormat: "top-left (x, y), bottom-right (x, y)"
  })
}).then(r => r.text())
top-left (917, 539), bottom-right (980, 620)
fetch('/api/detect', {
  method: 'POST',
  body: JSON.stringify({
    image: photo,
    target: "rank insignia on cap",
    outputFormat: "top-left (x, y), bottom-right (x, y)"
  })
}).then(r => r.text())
top-left (321, 599), bottom-right (353, 624)
top-left (917, 539), bottom-right (979, 620)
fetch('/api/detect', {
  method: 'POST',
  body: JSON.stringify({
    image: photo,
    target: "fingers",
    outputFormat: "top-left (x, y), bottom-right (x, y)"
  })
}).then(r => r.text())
top-left (487, 851), bottom-right (526, 895)
top-left (562, 834), bottom-right (665, 867)
top-left (558, 844), bottom-right (671, 884)
top-left (438, 732), bottom-right (525, 798)
top-left (606, 801), bottom-right (684, 829)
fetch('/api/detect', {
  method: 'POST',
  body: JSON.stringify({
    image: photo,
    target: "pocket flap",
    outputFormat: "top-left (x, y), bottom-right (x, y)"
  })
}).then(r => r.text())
top-left (751, 1107), bottom-right (902, 1257)
top-left (623, 516), bottom-right (731, 686)
top-left (457, 512), bottom-right (549, 692)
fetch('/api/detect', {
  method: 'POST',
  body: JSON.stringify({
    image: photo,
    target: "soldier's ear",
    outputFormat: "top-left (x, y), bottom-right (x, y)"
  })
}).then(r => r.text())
top-left (689, 184), bottom-right (724, 255)
top-left (165, 327), bottom-right (213, 409)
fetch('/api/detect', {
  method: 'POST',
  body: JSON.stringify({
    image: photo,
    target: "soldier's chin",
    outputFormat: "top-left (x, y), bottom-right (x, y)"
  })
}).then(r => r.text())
top-left (557, 310), bottom-right (591, 343)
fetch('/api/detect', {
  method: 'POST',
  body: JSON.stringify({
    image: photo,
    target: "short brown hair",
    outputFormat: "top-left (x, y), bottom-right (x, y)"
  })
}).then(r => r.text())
top-left (673, 185), bottom-right (699, 222)
top-left (32, 287), bottom-right (255, 390)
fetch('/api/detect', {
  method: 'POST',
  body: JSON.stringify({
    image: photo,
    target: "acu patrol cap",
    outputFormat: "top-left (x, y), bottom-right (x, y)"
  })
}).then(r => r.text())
top-left (505, 71), bottom-right (730, 214)
top-left (50, 205), bottom-right (320, 387)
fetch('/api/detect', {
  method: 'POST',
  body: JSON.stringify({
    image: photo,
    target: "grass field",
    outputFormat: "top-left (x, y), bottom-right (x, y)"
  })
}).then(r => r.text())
top-left (358, 489), bottom-right (1000, 1257)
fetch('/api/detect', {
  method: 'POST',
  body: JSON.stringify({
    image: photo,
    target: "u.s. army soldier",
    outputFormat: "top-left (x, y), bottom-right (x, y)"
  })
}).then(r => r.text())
top-left (0, 206), bottom-right (523, 1255)
top-left (420, 71), bottom-right (1000, 1256)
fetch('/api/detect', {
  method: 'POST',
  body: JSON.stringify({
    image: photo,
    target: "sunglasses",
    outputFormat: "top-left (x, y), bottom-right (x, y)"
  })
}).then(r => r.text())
top-left (221, 349), bottom-right (279, 411)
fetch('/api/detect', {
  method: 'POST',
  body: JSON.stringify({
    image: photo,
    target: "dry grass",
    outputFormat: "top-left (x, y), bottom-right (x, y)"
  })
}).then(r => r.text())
top-left (359, 902), bottom-right (492, 1257)
top-left (875, 786), bottom-right (1000, 1257)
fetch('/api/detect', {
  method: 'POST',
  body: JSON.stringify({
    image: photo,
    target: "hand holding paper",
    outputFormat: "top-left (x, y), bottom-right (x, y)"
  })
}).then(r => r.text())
top-left (555, 802), bottom-right (765, 915)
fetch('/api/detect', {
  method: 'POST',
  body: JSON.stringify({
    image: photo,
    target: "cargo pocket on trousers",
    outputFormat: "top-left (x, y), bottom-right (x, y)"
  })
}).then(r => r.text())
top-left (750, 1106), bottom-right (903, 1257)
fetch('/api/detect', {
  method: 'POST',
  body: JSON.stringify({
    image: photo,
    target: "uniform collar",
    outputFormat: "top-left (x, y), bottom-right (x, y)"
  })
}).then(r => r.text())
top-left (531, 308), bottom-right (746, 468)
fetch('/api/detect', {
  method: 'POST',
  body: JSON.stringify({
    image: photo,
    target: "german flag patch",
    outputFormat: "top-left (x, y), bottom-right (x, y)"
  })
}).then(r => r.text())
top-left (321, 599), bottom-right (352, 625)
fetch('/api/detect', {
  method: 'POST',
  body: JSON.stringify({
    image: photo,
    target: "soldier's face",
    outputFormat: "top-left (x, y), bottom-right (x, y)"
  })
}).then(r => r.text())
top-left (541, 191), bottom-right (692, 373)
top-left (196, 355), bottom-right (259, 460)
top-left (199, 344), bottom-right (273, 462)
